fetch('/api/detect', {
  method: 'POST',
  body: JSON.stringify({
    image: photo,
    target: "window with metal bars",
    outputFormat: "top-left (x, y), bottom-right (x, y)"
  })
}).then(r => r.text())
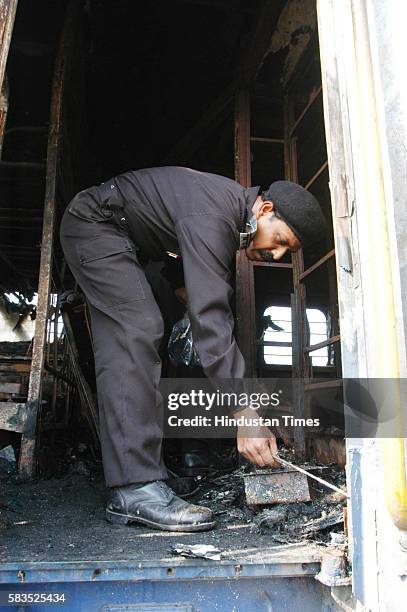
top-left (263, 306), bottom-right (328, 366)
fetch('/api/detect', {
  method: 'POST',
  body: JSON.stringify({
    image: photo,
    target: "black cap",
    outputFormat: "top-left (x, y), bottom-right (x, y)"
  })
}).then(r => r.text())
top-left (262, 181), bottom-right (326, 248)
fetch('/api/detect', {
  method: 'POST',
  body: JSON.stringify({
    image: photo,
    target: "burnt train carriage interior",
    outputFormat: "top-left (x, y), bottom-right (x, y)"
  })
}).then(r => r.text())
top-left (0, 0), bottom-right (345, 559)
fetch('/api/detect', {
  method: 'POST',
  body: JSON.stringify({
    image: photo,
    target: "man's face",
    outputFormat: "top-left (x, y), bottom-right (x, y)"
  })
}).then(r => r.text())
top-left (245, 199), bottom-right (301, 262)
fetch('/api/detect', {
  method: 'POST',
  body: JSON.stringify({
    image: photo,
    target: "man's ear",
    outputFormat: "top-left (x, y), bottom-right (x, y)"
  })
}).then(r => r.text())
top-left (257, 199), bottom-right (274, 218)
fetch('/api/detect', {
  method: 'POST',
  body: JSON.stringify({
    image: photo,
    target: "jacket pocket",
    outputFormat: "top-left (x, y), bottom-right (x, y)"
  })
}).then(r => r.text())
top-left (76, 236), bottom-right (145, 307)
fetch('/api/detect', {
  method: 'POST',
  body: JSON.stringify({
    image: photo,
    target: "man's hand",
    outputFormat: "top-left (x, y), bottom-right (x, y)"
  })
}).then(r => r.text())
top-left (236, 407), bottom-right (279, 467)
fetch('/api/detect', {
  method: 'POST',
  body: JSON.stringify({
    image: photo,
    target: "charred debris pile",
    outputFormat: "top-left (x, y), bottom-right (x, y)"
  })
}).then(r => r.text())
top-left (1, 434), bottom-right (346, 548)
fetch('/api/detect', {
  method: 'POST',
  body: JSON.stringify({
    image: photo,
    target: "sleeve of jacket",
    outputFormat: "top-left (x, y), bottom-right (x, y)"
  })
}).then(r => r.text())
top-left (175, 214), bottom-right (246, 380)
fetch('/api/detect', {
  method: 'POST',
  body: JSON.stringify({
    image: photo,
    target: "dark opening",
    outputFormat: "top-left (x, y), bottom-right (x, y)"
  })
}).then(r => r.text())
top-left (0, 1), bottom-right (346, 563)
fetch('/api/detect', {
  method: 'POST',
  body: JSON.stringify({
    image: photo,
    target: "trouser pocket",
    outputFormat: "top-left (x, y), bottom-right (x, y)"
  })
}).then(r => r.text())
top-left (76, 235), bottom-right (146, 308)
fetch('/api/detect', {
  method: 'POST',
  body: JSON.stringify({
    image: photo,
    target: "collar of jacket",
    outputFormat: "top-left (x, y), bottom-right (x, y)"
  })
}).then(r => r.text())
top-left (239, 185), bottom-right (260, 249)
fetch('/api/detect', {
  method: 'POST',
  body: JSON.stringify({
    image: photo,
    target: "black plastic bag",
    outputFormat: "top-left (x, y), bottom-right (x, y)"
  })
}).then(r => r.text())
top-left (168, 315), bottom-right (201, 367)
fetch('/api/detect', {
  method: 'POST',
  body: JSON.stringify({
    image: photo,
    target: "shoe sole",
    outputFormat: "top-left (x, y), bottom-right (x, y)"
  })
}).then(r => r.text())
top-left (105, 508), bottom-right (216, 532)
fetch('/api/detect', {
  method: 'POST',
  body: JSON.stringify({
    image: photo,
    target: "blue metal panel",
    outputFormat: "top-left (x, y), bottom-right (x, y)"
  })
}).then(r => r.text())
top-left (0, 558), bottom-right (338, 611)
top-left (0, 575), bottom-right (334, 611)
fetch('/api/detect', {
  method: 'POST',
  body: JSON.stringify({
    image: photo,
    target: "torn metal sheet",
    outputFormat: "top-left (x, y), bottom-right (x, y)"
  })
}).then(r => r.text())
top-left (170, 544), bottom-right (222, 561)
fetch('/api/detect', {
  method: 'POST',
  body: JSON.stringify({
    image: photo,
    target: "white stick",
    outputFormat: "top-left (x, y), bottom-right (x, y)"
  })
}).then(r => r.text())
top-left (272, 455), bottom-right (350, 499)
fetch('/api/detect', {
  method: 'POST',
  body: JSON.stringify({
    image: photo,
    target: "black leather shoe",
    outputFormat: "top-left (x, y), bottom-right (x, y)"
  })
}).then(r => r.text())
top-left (106, 480), bottom-right (216, 532)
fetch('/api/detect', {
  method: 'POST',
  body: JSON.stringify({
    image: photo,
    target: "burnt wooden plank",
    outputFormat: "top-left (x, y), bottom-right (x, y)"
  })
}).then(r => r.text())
top-left (244, 470), bottom-right (311, 505)
top-left (0, 362), bottom-right (31, 374)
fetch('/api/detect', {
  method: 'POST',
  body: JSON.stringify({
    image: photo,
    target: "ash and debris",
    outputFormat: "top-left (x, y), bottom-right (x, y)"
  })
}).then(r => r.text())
top-left (0, 438), bottom-right (346, 563)
top-left (0, 429), bottom-right (102, 535)
top-left (192, 446), bottom-right (347, 545)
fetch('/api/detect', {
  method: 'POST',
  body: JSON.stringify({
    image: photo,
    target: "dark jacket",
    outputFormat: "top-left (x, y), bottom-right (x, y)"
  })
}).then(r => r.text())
top-left (68, 166), bottom-right (260, 380)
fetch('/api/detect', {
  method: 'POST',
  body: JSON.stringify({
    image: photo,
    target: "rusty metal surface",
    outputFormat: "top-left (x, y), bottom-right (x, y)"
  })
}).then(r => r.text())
top-left (234, 89), bottom-right (257, 377)
top-left (0, 87), bottom-right (8, 157)
top-left (290, 291), bottom-right (307, 457)
top-left (234, 90), bottom-right (251, 188)
top-left (0, 0), bottom-right (18, 92)
top-left (18, 1), bottom-right (79, 479)
top-left (244, 470), bottom-right (311, 505)
top-left (282, 59), bottom-right (342, 462)
top-left (0, 0), bottom-right (16, 155)
top-left (284, 94), bottom-right (310, 459)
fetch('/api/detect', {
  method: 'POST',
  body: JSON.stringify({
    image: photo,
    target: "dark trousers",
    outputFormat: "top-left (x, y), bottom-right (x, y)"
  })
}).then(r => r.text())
top-left (60, 205), bottom-right (168, 488)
